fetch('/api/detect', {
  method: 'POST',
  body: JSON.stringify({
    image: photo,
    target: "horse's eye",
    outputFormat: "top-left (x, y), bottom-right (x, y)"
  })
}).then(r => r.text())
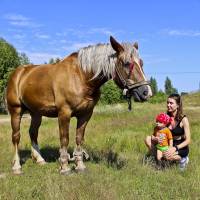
top-left (124, 62), bottom-right (130, 67)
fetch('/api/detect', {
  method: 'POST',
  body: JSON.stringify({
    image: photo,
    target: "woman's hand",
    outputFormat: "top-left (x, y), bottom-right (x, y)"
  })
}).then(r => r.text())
top-left (151, 135), bottom-right (163, 145)
top-left (151, 135), bottom-right (159, 144)
top-left (163, 146), bottom-right (176, 159)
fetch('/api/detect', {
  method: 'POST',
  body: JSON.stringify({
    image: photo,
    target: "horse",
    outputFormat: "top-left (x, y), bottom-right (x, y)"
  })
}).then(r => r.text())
top-left (6, 36), bottom-right (152, 175)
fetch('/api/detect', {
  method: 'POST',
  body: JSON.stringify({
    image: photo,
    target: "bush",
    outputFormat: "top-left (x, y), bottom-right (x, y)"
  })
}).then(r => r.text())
top-left (100, 80), bottom-right (124, 104)
top-left (149, 91), bottom-right (167, 104)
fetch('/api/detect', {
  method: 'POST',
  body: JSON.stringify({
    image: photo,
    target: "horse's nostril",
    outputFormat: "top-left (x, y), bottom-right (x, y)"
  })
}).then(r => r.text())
top-left (143, 90), bottom-right (148, 96)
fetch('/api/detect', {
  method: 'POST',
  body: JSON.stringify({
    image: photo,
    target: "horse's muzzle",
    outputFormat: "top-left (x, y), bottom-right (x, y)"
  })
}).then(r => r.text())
top-left (131, 85), bottom-right (152, 102)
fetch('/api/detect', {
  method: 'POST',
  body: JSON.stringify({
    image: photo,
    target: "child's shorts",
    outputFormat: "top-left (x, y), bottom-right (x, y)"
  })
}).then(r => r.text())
top-left (156, 144), bottom-right (169, 152)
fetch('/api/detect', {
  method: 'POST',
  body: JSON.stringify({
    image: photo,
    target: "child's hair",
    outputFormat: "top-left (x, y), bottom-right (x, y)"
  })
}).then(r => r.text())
top-left (167, 93), bottom-right (183, 121)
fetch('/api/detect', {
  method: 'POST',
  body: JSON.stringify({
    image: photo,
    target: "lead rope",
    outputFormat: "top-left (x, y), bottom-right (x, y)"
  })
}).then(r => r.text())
top-left (127, 62), bottom-right (134, 111)
top-left (128, 97), bottom-right (132, 111)
top-left (116, 63), bottom-right (134, 111)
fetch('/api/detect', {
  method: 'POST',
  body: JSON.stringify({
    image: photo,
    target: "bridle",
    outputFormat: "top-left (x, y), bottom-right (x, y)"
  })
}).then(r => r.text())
top-left (115, 61), bottom-right (150, 110)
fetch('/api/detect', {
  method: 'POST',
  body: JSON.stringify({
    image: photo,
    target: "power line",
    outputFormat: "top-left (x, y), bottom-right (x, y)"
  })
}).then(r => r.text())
top-left (146, 71), bottom-right (200, 75)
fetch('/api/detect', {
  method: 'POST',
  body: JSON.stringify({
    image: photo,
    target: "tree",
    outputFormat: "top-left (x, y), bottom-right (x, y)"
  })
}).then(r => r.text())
top-left (48, 57), bottom-right (61, 64)
top-left (55, 57), bottom-right (61, 63)
top-left (164, 76), bottom-right (178, 95)
top-left (49, 58), bottom-right (55, 64)
top-left (19, 52), bottom-right (30, 65)
top-left (0, 38), bottom-right (20, 112)
top-left (150, 77), bottom-right (158, 95)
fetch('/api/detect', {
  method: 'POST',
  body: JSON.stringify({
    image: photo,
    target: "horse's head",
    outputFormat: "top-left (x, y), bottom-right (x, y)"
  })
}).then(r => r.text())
top-left (110, 36), bottom-right (152, 102)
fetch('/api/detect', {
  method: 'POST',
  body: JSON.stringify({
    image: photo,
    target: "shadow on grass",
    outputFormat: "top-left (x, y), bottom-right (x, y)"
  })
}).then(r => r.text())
top-left (142, 154), bottom-right (178, 170)
top-left (19, 146), bottom-right (127, 169)
top-left (19, 149), bottom-right (31, 165)
top-left (19, 146), bottom-right (61, 165)
top-left (86, 147), bottom-right (127, 169)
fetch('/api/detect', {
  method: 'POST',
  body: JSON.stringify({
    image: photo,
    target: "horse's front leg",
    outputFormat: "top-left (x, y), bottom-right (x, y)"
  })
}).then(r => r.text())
top-left (74, 111), bottom-right (93, 172)
top-left (58, 108), bottom-right (71, 175)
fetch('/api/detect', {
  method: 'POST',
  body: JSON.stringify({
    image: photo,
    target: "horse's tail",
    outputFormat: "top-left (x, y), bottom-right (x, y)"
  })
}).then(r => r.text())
top-left (0, 87), bottom-right (8, 114)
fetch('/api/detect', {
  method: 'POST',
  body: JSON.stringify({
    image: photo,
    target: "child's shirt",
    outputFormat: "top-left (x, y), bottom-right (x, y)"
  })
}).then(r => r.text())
top-left (153, 127), bottom-right (173, 147)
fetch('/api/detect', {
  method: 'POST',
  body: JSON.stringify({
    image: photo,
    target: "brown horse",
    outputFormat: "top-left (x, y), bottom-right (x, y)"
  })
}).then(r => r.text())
top-left (6, 36), bottom-right (152, 175)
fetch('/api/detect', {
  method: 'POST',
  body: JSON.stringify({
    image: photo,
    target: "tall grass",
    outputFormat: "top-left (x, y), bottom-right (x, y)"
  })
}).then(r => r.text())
top-left (0, 93), bottom-right (200, 199)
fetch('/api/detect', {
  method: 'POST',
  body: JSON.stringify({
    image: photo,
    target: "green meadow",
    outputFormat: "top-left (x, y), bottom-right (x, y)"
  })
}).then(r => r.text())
top-left (0, 93), bottom-right (200, 200)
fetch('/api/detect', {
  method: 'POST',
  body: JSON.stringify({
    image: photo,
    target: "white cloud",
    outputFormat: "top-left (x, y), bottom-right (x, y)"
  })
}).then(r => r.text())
top-left (62, 42), bottom-right (94, 52)
top-left (88, 28), bottom-right (113, 35)
top-left (55, 27), bottom-right (123, 39)
top-left (4, 13), bottom-right (42, 28)
top-left (13, 34), bottom-right (26, 39)
top-left (35, 33), bottom-right (50, 39)
top-left (163, 29), bottom-right (200, 37)
top-left (4, 14), bottom-right (29, 21)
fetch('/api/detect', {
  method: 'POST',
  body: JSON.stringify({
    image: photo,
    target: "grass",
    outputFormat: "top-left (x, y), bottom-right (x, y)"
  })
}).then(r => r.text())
top-left (0, 92), bottom-right (200, 199)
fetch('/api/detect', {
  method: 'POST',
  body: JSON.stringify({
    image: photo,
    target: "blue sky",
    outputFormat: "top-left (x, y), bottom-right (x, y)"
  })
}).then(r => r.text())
top-left (0, 0), bottom-right (200, 93)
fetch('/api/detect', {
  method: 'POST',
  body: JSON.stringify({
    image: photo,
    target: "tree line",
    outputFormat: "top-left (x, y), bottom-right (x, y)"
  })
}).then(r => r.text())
top-left (0, 38), bottom-right (178, 112)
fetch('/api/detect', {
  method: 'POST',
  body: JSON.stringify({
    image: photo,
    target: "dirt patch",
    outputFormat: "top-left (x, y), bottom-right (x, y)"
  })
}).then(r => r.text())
top-left (0, 115), bottom-right (31, 124)
top-left (0, 118), bottom-right (10, 123)
top-left (0, 173), bottom-right (6, 179)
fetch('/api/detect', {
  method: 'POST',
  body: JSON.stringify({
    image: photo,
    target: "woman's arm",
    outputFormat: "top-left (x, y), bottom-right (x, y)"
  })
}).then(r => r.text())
top-left (176, 117), bottom-right (191, 149)
top-left (163, 146), bottom-right (176, 159)
top-left (169, 139), bottom-right (173, 147)
top-left (151, 127), bottom-right (159, 144)
top-left (151, 135), bottom-right (158, 142)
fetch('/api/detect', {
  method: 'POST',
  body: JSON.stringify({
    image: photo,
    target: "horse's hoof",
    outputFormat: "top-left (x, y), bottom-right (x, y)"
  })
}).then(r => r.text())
top-left (13, 168), bottom-right (23, 175)
top-left (60, 168), bottom-right (72, 175)
top-left (75, 167), bottom-right (87, 173)
top-left (37, 160), bottom-right (46, 165)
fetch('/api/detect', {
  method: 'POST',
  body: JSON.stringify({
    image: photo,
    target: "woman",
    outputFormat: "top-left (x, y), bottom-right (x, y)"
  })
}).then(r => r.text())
top-left (145, 93), bottom-right (191, 169)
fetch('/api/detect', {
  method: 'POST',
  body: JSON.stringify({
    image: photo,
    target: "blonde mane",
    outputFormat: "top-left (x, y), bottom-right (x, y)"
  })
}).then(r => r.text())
top-left (78, 43), bottom-right (139, 79)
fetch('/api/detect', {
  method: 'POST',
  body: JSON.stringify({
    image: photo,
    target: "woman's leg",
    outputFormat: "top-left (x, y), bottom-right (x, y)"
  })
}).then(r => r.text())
top-left (144, 136), bottom-right (152, 151)
top-left (157, 150), bottom-right (163, 160)
top-left (144, 136), bottom-right (157, 156)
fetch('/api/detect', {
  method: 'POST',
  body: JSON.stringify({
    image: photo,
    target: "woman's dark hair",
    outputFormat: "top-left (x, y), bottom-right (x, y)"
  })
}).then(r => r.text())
top-left (167, 93), bottom-right (183, 121)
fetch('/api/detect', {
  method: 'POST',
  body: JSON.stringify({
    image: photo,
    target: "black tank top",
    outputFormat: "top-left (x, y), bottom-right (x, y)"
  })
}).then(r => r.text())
top-left (170, 115), bottom-right (186, 137)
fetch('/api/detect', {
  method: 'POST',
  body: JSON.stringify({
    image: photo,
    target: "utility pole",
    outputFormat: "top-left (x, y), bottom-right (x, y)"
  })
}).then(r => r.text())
top-left (199, 81), bottom-right (200, 92)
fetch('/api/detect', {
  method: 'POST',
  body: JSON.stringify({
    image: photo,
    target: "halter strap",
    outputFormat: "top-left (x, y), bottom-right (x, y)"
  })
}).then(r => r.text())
top-left (128, 62), bottom-right (134, 78)
top-left (115, 64), bottom-right (150, 90)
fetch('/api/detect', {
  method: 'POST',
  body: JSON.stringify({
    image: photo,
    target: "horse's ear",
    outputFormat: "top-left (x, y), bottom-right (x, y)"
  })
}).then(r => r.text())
top-left (110, 36), bottom-right (124, 53)
top-left (133, 42), bottom-right (138, 50)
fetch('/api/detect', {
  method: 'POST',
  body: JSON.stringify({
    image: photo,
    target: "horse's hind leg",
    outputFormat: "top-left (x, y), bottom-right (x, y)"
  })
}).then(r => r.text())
top-left (29, 114), bottom-right (46, 165)
top-left (10, 106), bottom-right (23, 175)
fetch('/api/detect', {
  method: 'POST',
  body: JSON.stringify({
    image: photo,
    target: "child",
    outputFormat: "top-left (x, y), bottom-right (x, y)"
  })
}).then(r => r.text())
top-left (152, 113), bottom-right (173, 167)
